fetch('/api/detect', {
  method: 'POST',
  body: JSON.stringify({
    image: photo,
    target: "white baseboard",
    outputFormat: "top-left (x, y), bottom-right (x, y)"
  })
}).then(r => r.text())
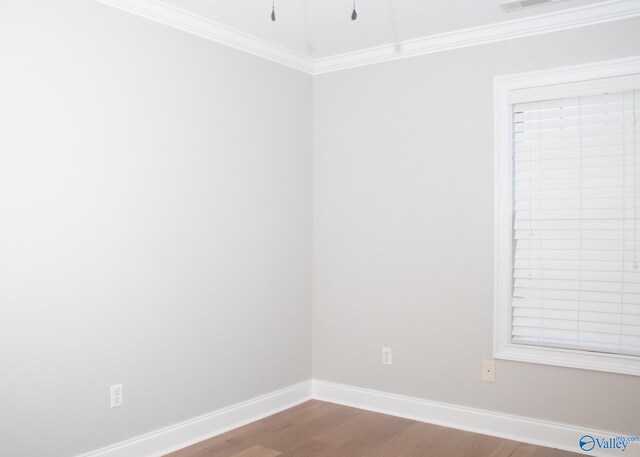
top-left (75, 381), bottom-right (312, 457)
top-left (312, 379), bottom-right (638, 457)
top-left (74, 378), bottom-right (638, 457)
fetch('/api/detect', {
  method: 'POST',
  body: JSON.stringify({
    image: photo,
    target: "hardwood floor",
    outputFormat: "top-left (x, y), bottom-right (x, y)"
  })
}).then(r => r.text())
top-left (166, 400), bottom-right (582, 457)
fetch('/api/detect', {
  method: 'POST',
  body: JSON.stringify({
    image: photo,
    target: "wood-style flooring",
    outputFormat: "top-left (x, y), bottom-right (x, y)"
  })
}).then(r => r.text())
top-left (166, 400), bottom-right (582, 457)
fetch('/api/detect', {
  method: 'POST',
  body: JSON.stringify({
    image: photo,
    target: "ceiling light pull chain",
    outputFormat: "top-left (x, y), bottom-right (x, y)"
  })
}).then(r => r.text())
top-left (270, 1), bottom-right (358, 22)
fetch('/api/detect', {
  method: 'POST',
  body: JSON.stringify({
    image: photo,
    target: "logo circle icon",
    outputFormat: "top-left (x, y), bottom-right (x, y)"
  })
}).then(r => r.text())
top-left (580, 435), bottom-right (596, 452)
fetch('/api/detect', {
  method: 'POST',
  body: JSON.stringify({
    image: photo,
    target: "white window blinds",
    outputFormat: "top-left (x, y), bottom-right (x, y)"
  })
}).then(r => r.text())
top-left (512, 89), bottom-right (640, 356)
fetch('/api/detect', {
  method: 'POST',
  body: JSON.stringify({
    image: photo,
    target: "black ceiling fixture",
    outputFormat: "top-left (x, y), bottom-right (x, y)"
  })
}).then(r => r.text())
top-left (352, 0), bottom-right (358, 20)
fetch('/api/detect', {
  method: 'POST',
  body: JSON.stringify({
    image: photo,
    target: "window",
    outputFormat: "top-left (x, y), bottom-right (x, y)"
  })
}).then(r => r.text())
top-left (494, 57), bottom-right (640, 375)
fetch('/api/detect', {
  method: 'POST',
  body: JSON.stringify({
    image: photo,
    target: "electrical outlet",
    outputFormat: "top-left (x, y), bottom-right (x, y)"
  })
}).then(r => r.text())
top-left (110, 384), bottom-right (123, 408)
top-left (482, 360), bottom-right (495, 382)
top-left (382, 347), bottom-right (392, 365)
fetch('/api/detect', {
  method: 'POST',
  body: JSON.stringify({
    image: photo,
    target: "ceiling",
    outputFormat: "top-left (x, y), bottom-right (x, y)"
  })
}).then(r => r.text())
top-left (96, 0), bottom-right (640, 73)
top-left (155, 0), bottom-right (605, 57)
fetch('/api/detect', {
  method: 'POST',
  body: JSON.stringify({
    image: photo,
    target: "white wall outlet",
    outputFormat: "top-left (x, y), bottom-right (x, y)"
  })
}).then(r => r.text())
top-left (482, 360), bottom-right (495, 382)
top-left (110, 384), bottom-right (123, 408)
top-left (382, 347), bottom-right (392, 365)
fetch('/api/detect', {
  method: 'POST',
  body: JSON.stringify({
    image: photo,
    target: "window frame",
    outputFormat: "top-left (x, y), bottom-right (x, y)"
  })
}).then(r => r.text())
top-left (493, 56), bottom-right (640, 376)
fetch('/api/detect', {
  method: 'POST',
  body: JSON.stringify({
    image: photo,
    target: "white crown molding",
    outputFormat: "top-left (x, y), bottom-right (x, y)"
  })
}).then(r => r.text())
top-left (74, 381), bottom-right (312, 457)
top-left (93, 0), bottom-right (316, 74)
top-left (311, 379), bottom-right (638, 457)
top-left (313, 0), bottom-right (640, 74)
top-left (95, 0), bottom-right (640, 75)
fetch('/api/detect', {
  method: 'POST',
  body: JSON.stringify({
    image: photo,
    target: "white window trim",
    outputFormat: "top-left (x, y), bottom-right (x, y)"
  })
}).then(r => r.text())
top-left (493, 55), bottom-right (640, 376)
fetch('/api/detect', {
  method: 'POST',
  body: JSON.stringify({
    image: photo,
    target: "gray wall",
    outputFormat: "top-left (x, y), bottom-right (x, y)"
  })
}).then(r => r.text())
top-left (0, 2), bottom-right (312, 456)
top-left (2, 1), bottom-right (640, 455)
top-left (312, 18), bottom-right (640, 435)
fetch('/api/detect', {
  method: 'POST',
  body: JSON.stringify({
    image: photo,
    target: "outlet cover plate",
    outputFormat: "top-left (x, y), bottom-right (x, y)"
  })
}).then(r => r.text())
top-left (111, 384), bottom-right (123, 408)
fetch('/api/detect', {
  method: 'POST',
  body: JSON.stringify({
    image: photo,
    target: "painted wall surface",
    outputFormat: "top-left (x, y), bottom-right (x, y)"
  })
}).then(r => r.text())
top-left (312, 17), bottom-right (640, 436)
top-left (0, 2), bottom-right (312, 456)
top-left (2, 1), bottom-right (640, 455)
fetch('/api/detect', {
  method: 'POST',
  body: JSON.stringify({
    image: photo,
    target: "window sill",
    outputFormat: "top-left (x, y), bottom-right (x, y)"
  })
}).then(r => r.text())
top-left (494, 343), bottom-right (640, 376)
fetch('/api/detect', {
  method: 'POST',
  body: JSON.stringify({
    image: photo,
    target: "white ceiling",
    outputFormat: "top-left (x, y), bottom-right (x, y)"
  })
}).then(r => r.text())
top-left (97, 0), bottom-right (640, 73)
top-left (149, 0), bottom-right (606, 57)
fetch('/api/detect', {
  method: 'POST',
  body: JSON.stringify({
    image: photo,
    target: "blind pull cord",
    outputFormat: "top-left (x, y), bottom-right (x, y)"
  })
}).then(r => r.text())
top-left (634, 93), bottom-right (638, 269)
